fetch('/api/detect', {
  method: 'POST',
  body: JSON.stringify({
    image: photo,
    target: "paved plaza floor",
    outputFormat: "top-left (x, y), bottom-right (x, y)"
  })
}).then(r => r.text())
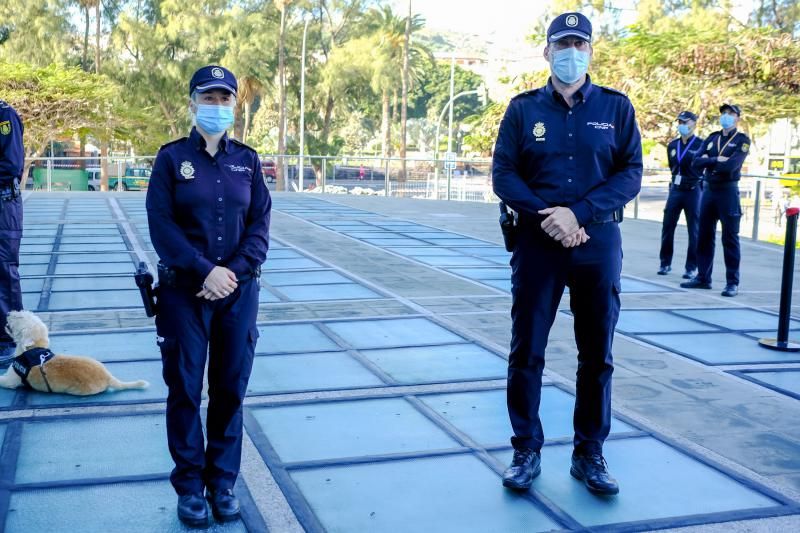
top-left (2, 191), bottom-right (800, 532)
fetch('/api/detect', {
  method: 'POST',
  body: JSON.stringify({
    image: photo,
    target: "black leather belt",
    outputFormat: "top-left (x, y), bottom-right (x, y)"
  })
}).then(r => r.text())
top-left (706, 180), bottom-right (739, 191)
top-left (517, 209), bottom-right (620, 227)
top-left (157, 262), bottom-right (261, 290)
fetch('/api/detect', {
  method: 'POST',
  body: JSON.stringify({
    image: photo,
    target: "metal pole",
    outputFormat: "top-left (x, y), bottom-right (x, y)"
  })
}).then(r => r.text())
top-left (384, 158), bottom-right (390, 197)
top-left (752, 180), bottom-right (761, 240)
top-left (759, 206), bottom-right (800, 351)
top-left (46, 158), bottom-right (52, 192)
top-left (634, 194), bottom-right (639, 219)
top-left (321, 157), bottom-right (326, 194)
top-left (298, 16), bottom-right (310, 193)
top-left (447, 53), bottom-right (455, 155)
top-left (434, 90), bottom-right (478, 201)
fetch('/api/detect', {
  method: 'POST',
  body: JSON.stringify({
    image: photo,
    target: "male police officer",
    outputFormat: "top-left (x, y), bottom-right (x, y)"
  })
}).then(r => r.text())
top-left (681, 104), bottom-right (749, 297)
top-left (658, 111), bottom-right (703, 278)
top-left (147, 65), bottom-right (271, 526)
top-left (0, 100), bottom-right (24, 366)
top-left (493, 12), bottom-right (642, 495)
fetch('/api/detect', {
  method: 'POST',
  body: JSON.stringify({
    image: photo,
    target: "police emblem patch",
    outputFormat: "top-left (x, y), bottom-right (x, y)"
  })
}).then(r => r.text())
top-left (0, 121), bottom-right (10, 136)
top-left (742, 143), bottom-right (749, 152)
top-left (670, 149), bottom-right (676, 157)
top-left (211, 68), bottom-right (224, 79)
top-left (566, 15), bottom-right (578, 27)
top-left (532, 122), bottom-right (546, 141)
top-left (180, 161), bottom-right (196, 179)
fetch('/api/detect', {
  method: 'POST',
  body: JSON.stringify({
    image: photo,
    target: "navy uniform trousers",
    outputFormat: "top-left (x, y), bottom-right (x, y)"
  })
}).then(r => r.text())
top-left (508, 219), bottom-right (621, 454)
top-left (659, 186), bottom-right (700, 272)
top-left (155, 278), bottom-right (259, 496)
top-left (0, 195), bottom-right (22, 345)
top-left (696, 186), bottom-right (741, 286)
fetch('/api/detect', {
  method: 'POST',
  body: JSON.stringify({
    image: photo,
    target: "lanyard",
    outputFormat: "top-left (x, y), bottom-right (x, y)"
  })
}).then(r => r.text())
top-left (717, 131), bottom-right (737, 156)
top-left (676, 136), bottom-right (696, 165)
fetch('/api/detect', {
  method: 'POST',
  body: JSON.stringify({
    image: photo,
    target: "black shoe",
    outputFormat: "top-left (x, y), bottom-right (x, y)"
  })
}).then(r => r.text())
top-left (721, 284), bottom-right (738, 297)
top-left (177, 493), bottom-right (209, 528)
top-left (657, 265), bottom-right (671, 275)
top-left (570, 452), bottom-right (619, 495)
top-left (502, 448), bottom-right (541, 490)
top-left (206, 488), bottom-right (240, 522)
top-left (680, 278), bottom-right (711, 289)
top-left (682, 269), bottom-right (698, 279)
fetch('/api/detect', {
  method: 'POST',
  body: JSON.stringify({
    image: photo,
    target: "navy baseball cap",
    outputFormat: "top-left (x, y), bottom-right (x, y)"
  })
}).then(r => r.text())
top-left (547, 12), bottom-right (592, 43)
top-left (719, 103), bottom-right (741, 116)
top-left (189, 65), bottom-right (238, 97)
top-left (677, 111), bottom-right (697, 122)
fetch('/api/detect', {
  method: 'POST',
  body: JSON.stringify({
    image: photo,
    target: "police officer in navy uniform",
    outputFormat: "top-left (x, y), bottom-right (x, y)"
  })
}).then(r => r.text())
top-left (0, 100), bottom-right (24, 366)
top-left (493, 12), bottom-right (642, 496)
top-left (681, 104), bottom-right (749, 297)
top-left (658, 111), bottom-right (703, 278)
top-left (146, 65), bottom-right (271, 527)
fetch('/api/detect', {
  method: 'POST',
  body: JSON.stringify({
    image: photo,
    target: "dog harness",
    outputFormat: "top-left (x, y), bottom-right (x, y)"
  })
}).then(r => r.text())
top-left (12, 348), bottom-right (55, 392)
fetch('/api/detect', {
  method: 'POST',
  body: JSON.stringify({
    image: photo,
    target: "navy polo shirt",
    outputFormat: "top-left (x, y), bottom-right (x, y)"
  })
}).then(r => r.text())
top-left (146, 127), bottom-right (271, 281)
top-left (692, 128), bottom-right (750, 185)
top-left (0, 101), bottom-right (24, 183)
top-left (492, 76), bottom-right (642, 226)
top-left (666, 135), bottom-right (704, 186)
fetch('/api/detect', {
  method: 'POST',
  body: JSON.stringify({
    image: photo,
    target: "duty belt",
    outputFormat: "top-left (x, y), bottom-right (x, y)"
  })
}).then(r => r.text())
top-left (157, 262), bottom-right (261, 290)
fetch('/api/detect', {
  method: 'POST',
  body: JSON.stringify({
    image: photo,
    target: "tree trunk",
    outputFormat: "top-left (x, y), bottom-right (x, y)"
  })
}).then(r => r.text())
top-left (243, 100), bottom-right (251, 144)
top-left (399, 0), bottom-right (411, 181)
top-left (320, 93), bottom-right (335, 147)
top-left (381, 90), bottom-right (390, 158)
top-left (277, 6), bottom-right (288, 191)
top-left (159, 101), bottom-right (180, 138)
top-left (100, 142), bottom-right (110, 191)
top-left (82, 5), bottom-right (90, 70)
top-left (94, 1), bottom-right (101, 74)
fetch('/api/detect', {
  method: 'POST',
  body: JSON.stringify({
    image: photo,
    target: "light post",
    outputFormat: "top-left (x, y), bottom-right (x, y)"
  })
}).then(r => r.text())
top-left (433, 89), bottom-right (478, 199)
top-left (297, 13), bottom-right (312, 192)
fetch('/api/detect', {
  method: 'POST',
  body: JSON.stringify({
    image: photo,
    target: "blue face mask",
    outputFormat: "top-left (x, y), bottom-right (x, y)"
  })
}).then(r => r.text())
top-left (550, 47), bottom-right (591, 85)
top-left (719, 114), bottom-right (736, 130)
top-left (195, 104), bottom-right (234, 135)
top-left (677, 124), bottom-right (692, 137)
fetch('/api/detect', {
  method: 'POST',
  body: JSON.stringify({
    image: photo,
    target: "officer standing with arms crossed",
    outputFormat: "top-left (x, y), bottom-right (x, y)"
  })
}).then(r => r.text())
top-left (658, 111), bottom-right (703, 278)
top-left (0, 100), bottom-right (24, 366)
top-left (681, 104), bottom-right (749, 297)
top-left (493, 12), bottom-right (642, 495)
top-left (146, 65), bottom-right (271, 527)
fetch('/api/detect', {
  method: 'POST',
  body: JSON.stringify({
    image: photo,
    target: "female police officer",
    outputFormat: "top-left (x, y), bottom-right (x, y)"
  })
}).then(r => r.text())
top-left (146, 65), bottom-right (271, 527)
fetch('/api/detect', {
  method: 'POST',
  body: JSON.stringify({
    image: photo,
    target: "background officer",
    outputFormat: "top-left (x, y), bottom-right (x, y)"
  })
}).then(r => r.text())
top-left (492, 12), bottom-right (642, 496)
top-left (658, 111), bottom-right (703, 278)
top-left (0, 100), bottom-right (24, 366)
top-left (146, 65), bottom-right (271, 527)
top-left (682, 103), bottom-right (749, 297)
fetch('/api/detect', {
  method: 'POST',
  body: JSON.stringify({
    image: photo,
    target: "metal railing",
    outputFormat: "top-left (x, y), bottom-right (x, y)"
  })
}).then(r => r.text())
top-left (23, 155), bottom-right (800, 245)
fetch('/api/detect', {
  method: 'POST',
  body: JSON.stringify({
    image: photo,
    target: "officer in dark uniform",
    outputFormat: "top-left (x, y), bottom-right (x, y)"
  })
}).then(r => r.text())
top-left (681, 104), bottom-right (749, 297)
top-left (0, 100), bottom-right (24, 366)
top-left (658, 111), bottom-right (703, 278)
top-left (146, 65), bottom-right (271, 527)
top-left (493, 12), bottom-right (642, 496)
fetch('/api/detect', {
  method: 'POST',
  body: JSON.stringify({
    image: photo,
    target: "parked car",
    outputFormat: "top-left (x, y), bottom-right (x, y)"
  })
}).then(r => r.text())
top-left (332, 165), bottom-right (385, 181)
top-left (261, 159), bottom-right (276, 183)
top-left (109, 167), bottom-right (151, 191)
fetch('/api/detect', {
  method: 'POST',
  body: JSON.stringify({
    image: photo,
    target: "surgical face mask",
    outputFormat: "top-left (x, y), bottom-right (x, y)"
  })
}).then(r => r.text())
top-left (677, 123), bottom-right (692, 137)
top-left (550, 47), bottom-right (591, 85)
top-left (194, 104), bottom-right (234, 135)
top-left (719, 114), bottom-right (736, 130)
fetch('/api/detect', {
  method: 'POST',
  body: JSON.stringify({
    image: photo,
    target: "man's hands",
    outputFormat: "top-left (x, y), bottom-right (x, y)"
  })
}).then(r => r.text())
top-left (538, 207), bottom-right (589, 248)
top-left (196, 266), bottom-right (238, 300)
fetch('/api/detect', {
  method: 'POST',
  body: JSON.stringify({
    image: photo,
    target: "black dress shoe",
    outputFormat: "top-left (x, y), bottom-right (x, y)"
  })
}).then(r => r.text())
top-left (682, 269), bottom-right (698, 279)
top-left (721, 284), bottom-right (738, 297)
top-left (502, 448), bottom-right (541, 490)
top-left (657, 265), bottom-right (671, 275)
top-left (680, 278), bottom-right (712, 289)
top-left (570, 452), bottom-right (619, 495)
top-left (177, 493), bottom-right (208, 527)
top-left (206, 488), bottom-right (241, 522)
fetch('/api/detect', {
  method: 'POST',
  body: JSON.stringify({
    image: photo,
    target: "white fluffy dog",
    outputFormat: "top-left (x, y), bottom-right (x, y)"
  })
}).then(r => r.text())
top-left (0, 310), bottom-right (149, 395)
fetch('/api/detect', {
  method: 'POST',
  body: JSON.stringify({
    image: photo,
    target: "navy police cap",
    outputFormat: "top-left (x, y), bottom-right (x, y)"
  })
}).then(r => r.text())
top-left (189, 65), bottom-right (238, 97)
top-left (677, 111), bottom-right (697, 122)
top-left (719, 103), bottom-right (741, 116)
top-left (548, 12), bottom-right (592, 43)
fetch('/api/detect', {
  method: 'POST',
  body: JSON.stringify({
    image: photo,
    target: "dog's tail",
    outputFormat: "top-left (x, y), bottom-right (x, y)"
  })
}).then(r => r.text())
top-left (108, 377), bottom-right (149, 390)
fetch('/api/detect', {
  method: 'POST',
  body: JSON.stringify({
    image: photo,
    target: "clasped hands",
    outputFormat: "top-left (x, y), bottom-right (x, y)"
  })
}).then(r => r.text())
top-left (538, 207), bottom-right (590, 248)
top-left (196, 266), bottom-right (238, 300)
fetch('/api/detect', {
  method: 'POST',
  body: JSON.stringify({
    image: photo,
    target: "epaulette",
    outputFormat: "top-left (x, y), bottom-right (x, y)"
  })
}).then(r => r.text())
top-left (229, 138), bottom-right (257, 153)
top-left (599, 86), bottom-right (629, 98)
top-left (158, 137), bottom-right (188, 151)
top-left (510, 88), bottom-right (541, 101)
top-left (0, 100), bottom-right (8, 108)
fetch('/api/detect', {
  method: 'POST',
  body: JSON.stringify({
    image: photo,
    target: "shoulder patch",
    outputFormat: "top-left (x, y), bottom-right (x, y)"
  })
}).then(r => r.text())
top-left (599, 86), bottom-right (629, 98)
top-left (510, 88), bottom-right (541, 101)
top-left (229, 138), bottom-right (258, 153)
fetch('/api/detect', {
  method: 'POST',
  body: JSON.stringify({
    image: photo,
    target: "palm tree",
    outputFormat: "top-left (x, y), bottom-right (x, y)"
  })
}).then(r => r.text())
top-left (275, 0), bottom-right (292, 191)
top-left (237, 75), bottom-right (263, 143)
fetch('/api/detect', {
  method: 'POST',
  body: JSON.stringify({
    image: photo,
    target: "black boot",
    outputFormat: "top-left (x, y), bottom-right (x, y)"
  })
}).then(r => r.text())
top-left (177, 493), bottom-right (209, 528)
top-left (206, 488), bottom-right (241, 522)
top-left (680, 278), bottom-right (711, 289)
top-left (570, 451), bottom-right (619, 495)
top-left (502, 448), bottom-right (541, 490)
